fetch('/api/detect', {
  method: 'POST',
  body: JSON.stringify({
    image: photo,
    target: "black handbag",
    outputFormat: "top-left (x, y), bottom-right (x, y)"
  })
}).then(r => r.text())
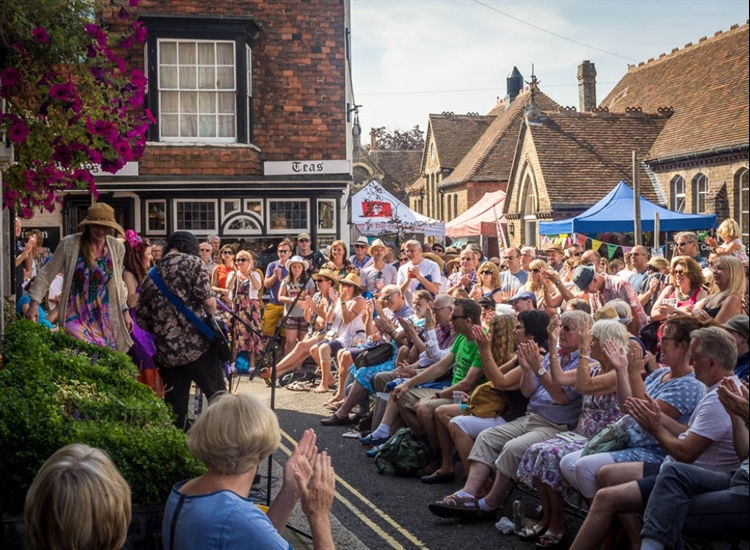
top-left (354, 342), bottom-right (394, 368)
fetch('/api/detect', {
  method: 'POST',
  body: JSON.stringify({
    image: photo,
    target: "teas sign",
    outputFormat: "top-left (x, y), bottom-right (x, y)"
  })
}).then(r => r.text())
top-left (264, 160), bottom-right (351, 176)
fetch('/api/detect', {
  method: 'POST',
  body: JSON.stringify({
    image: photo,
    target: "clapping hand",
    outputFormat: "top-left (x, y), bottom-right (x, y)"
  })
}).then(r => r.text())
top-left (547, 315), bottom-right (561, 346)
top-left (517, 342), bottom-right (541, 372)
top-left (294, 452), bottom-right (335, 519)
top-left (423, 307), bottom-right (436, 331)
top-left (285, 429), bottom-right (318, 498)
top-left (398, 317), bottom-right (416, 335)
top-left (578, 316), bottom-right (591, 353)
top-left (374, 316), bottom-right (395, 337)
top-left (394, 360), bottom-right (416, 378)
top-left (625, 395), bottom-right (661, 434)
top-left (472, 325), bottom-right (490, 350)
top-left (603, 340), bottom-right (628, 371)
top-left (717, 377), bottom-right (749, 420)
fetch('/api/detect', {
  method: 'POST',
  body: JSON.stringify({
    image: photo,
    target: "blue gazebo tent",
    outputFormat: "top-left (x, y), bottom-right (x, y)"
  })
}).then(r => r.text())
top-left (539, 181), bottom-right (717, 235)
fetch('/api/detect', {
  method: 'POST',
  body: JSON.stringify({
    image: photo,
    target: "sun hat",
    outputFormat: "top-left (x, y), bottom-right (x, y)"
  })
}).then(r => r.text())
top-left (298, 232), bottom-right (312, 240)
top-left (312, 268), bottom-right (339, 283)
top-left (338, 273), bottom-right (362, 289)
top-left (544, 243), bottom-right (563, 253)
top-left (287, 255), bottom-right (310, 271)
top-left (422, 252), bottom-right (444, 271)
top-left (77, 203), bottom-right (124, 235)
top-left (647, 256), bottom-right (670, 270)
top-left (573, 265), bottom-right (596, 292)
top-left (368, 238), bottom-right (387, 255)
top-left (724, 314), bottom-right (749, 342)
top-left (353, 236), bottom-right (369, 247)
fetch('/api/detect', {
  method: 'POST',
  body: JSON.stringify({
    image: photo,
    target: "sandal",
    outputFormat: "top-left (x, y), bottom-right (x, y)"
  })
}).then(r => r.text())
top-left (535, 529), bottom-right (565, 548)
top-left (286, 381), bottom-right (311, 392)
top-left (323, 401), bottom-right (344, 412)
top-left (518, 523), bottom-right (547, 541)
top-left (428, 492), bottom-right (496, 520)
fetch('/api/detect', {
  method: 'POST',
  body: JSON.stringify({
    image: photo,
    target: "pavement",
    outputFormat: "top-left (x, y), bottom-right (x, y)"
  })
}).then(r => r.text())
top-left (231, 375), bottom-right (587, 550)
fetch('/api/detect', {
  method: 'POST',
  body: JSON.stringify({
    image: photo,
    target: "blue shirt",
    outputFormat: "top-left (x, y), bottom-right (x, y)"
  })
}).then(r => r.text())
top-left (16, 294), bottom-right (54, 329)
top-left (526, 350), bottom-right (582, 429)
top-left (265, 261), bottom-right (288, 305)
top-left (735, 351), bottom-right (749, 383)
top-left (162, 481), bottom-right (291, 550)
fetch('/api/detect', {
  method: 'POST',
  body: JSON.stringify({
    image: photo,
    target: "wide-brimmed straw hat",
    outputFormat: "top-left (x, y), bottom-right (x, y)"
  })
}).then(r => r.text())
top-left (368, 238), bottom-right (387, 256)
top-left (338, 273), bottom-right (362, 289)
top-left (77, 203), bottom-right (124, 235)
top-left (312, 268), bottom-right (339, 283)
top-left (287, 255), bottom-right (310, 271)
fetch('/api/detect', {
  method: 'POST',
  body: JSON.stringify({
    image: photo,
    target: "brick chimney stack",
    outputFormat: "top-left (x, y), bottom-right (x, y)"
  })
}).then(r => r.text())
top-left (370, 128), bottom-right (377, 150)
top-left (577, 60), bottom-right (597, 112)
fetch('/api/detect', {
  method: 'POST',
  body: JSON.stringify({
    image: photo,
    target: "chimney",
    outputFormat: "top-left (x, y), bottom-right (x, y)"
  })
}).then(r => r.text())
top-left (369, 128), bottom-right (377, 150)
top-left (506, 66), bottom-right (523, 104)
top-left (577, 60), bottom-right (597, 112)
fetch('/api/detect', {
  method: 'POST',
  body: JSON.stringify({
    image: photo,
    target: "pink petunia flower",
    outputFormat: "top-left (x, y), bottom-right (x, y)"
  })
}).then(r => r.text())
top-left (32, 27), bottom-right (50, 43)
top-left (132, 21), bottom-right (147, 43)
top-left (8, 121), bottom-right (28, 143)
top-left (1, 67), bottom-right (20, 87)
top-left (49, 83), bottom-right (74, 102)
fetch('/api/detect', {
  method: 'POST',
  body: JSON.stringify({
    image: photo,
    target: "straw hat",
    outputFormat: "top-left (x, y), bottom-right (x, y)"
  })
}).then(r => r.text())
top-left (287, 255), bottom-right (310, 271)
top-left (312, 268), bottom-right (339, 282)
top-left (338, 273), bottom-right (362, 289)
top-left (422, 252), bottom-right (444, 271)
top-left (77, 203), bottom-right (124, 235)
top-left (368, 238), bottom-right (387, 256)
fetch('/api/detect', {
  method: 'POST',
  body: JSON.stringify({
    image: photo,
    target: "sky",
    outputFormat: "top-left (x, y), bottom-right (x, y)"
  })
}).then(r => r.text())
top-left (350, 0), bottom-right (749, 137)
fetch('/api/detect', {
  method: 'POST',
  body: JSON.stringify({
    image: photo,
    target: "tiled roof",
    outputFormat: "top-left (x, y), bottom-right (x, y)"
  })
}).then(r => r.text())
top-left (600, 23), bottom-right (749, 160)
top-left (367, 150), bottom-right (422, 190)
top-left (423, 114), bottom-right (494, 171)
top-left (526, 110), bottom-right (669, 208)
top-left (442, 88), bottom-right (560, 187)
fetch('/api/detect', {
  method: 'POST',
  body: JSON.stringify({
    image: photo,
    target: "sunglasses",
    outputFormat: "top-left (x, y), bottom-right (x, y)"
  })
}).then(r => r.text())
top-left (480, 270), bottom-right (492, 275)
top-left (200, 248), bottom-right (212, 252)
top-left (504, 256), bottom-right (517, 261)
top-left (672, 269), bottom-right (685, 275)
top-left (278, 249), bottom-right (291, 254)
top-left (531, 268), bottom-right (541, 273)
top-left (451, 314), bottom-right (468, 321)
top-left (432, 248), bottom-right (444, 252)
top-left (354, 244), bottom-right (367, 249)
top-left (499, 265), bottom-right (508, 270)
top-left (221, 250), bottom-right (234, 255)
top-left (647, 265), bottom-right (657, 271)
top-left (399, 257), bottom-right (408, 263)
top-left (571, 252), bottom-right (582, 257)
top-left (235, 258), bottom-right (248, 263)
top-left (298, 238), bottom-right (310, 243)
top-left (561, 325), bottom-right (576, 332)
top-left (382, 292), bottom-right (397, 302)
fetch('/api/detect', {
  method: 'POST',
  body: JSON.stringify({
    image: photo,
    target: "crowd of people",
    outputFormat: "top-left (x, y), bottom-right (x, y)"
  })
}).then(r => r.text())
top-left (15, 202), bottom-right (750, 549)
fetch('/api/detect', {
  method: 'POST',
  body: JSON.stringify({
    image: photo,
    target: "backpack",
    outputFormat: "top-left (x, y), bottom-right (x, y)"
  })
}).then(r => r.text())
top-left (374, 427), bottom-right (432, 477)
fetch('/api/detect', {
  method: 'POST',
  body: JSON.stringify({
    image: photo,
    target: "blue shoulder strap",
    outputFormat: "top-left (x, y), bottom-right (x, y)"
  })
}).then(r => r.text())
top-left (148, 267), bottom-right (214, 341)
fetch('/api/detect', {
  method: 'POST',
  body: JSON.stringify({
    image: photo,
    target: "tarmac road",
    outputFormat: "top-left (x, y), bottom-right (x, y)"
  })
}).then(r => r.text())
top-left (235, 376), bottom-right (584, 549)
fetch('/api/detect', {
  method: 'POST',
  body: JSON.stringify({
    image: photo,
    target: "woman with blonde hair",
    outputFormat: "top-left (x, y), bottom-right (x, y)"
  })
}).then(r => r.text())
top-left (651, 255), bottom-right (707, 320)
top-left (322, 239), bottom-right (357, 278)
top-left (705, 219), bottom-right (749, 261)
top-left (225, 250), bottom-right (263, 373)
top-left (25, 444), bottom-right (131, 550)
top-left (469, 261), bottom-right (501, 301)
top-left (693, 255), bottom-right (744, 323)
top-left (162, 393), bottom-right (336, 549)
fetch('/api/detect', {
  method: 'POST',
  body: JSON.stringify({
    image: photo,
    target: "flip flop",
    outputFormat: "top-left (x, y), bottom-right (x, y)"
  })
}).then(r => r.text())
top-left (323, 401), bottom-right (344, 411)
top-left (286, 381), bottom-right (311, 392)
top-left (519, 523), bottom-right (547, 541)
top-left (535, 529), bottom-right (566, 548)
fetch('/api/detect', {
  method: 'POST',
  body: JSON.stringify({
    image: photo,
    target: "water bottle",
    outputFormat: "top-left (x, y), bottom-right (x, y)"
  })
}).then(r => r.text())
top-left (512, 496), bottom-right (523, 532)
top-left (365, 336), bottom-right (375, 348)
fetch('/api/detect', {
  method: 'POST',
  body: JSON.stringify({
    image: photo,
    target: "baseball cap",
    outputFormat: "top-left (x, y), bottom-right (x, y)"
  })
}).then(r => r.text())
top-left (572, 265), bottom-right (596, 291)
top-left (507, 290), bottom-right (537, 306)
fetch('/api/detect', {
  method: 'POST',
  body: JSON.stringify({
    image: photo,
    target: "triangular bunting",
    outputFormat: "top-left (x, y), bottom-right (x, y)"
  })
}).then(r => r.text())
top-left (606, 244), bottom-right (618, 260)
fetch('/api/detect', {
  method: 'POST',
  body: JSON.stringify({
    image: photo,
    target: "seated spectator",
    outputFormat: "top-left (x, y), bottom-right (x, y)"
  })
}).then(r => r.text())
top-left (359, 239), bottom-right (397, 297)
top-left (560, 314), bottom-right (708, 501)
top-left (568, 327), bottom-right (742, 550)
top-left (24, 443), bottom-right (131, 550)
top-left (593, 299), bottom-right (648, 363)
top-left (507, 290), bottom-right (537, 315)
top-left (349, 236), bottom-right (373, 270)
top-left (516, 318), bottom-right (627, 546)
top-left (496, 248), bottom-right (529, 302)
top-left (650, 256), bottom-right (706, 321)
top-left (428, 310), bottom-right (588, 520)
top-left (638, 256), bottom-right (671, 318)
top-left (693, 256), bottom-right (744, 323)
top-left (16, 279), bottom-right (57, 330)
top-left (565, 298), bottom-right (591, 314)
top-left (724, 314), bottom-right (749, 382)
top-left (469, 261), bottom-right (501, 301)
top-left (162, 393), bottom-right (336, 549)
top-left (477, 296), bottom-right (496, 328)
top-left (322, 239), bottom-right (357, 278)
top-left (524, 259), bottom-right (559, 315)
top-left (446, 248), bottom-right (478, 296)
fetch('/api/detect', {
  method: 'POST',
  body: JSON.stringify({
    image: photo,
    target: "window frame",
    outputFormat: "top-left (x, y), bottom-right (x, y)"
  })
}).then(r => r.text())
top-left (144, 199), bottom-right (168, 236)
top-left (737, 168), bottom-right (749, 247)
top-left (267, 199), bottom-right (310, 235)
top-left (142, 16), bottom-right (259, 144)
top-left (693, 173), bottom-right (708, 214)
top-left (671, 175), bottom-right (686, 213)
top-left (317, 199), bottom-right (337, 234)
top-left (173, 198), bottom-right (218, 235)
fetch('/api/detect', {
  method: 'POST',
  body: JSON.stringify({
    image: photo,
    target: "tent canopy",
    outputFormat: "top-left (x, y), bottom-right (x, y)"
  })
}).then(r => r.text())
top-left (445, 190), bottom-right (506, 237)
top-left (352, 181), bottom-right (445, 237)
top-left (539, 181), bottom-right (717, 235)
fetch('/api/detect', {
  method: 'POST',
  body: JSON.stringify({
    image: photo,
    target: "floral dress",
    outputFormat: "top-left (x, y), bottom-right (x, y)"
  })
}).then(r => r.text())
top-left (517, 364), bottom-right (622, 497)
top-left (64, 254), bottom-right (116, 349)
top-left (231, 273), bottom-right (263, 359)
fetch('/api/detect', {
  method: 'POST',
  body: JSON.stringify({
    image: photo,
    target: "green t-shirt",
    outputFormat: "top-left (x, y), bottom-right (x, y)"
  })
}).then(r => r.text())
top-left (449, 333), bottom-right (484, 386)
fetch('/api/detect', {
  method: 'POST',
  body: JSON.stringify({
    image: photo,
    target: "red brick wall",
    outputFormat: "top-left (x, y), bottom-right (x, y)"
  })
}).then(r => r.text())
top-left (109, 0), bottom-right (347, 175)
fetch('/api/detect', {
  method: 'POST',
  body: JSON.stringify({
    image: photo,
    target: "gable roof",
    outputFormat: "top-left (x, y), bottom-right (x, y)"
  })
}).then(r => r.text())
top-left (422, 114), bottom-right (494, 172)
top-left (600, 23), bottom-right (749, 161)
top-left (367, 149), bottom-right (422, 191)
top-left (523, 110), bottom-right (669, 209)
top-left (441, 88), bottom-right (560, 188)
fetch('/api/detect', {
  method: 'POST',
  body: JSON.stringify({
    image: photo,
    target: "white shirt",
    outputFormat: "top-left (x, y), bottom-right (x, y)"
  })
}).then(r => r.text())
top-left (663, 376), bottom-right (741, 473)
top-left (48, 274), bottom-right (64, 310)
top-left (396, 258), bottom-right (441, 304)
top-left (360, 264), bottom-right (397, 295)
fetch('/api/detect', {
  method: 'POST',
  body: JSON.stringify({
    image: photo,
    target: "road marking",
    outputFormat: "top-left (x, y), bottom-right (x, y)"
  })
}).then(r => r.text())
top-left (279, 429), bottom-right (429, 550)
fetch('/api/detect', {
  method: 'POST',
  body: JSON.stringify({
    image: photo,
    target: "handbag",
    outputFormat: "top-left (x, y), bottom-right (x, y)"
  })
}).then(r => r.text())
top-left (463, 382), bottom-right (507, 419)
top-left (148, 267), bottom-right (232, 363)
top-left (640, 319), bottom-right (662, 354)
top-left (354, 342), bottom-right (394, 368)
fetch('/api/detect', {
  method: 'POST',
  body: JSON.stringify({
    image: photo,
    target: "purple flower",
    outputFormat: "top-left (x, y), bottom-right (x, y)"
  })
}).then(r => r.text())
top-left (114, 140), bottom-right (133, 160)
top-left (86, 118), bottom-right (116, 136)
top-left (49, 83), bottom-right (74, 101)
top-left (118, 5), bottom-right (129, 18)
top-left (8, 121), bottom-right (28, 143)
top-left (129, 0), bottom-right (140, 6)
top-left (119, 36), bottom-right (133, 49)
top-left (32, 27), bottom-right (50, 43)
top-left (130, 69), bottom-right (148, 89)
top-left (90, 66), bottom-right (108, 81)
top-left (87, 45), bottom-right (98, 58)
top-left (1, 67), bottom-right (20, 88)
top-left (132, 21), bottom-right (147, 43)
top-left (101, 157), bottom-right (125, 174)
top-left (127, 90), bottom-right (144, 108)
top-left (52, 145), bottom-right (73, 166)
top-left (88, 149), bottom-right (103, 164)
top-left (85, 23), bottom-right (99, 36)
top-left (145, 109), bottom-right (156, 124)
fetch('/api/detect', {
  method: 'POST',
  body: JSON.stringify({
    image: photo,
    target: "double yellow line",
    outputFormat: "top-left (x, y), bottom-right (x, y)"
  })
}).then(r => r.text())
top-left (279, 429), bottom-right (429, 550)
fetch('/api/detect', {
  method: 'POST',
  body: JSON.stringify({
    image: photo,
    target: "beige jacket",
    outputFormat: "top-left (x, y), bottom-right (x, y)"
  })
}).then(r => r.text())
top-left (29, 234), bottom-right (133, 352)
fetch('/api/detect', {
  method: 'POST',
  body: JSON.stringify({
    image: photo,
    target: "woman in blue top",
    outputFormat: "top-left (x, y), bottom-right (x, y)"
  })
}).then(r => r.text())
top-left (162, 393), bottom-right (336, 550)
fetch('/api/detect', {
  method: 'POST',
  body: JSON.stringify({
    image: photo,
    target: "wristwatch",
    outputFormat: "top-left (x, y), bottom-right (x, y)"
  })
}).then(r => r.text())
top-left (536, 367), bottom-right (546, 377)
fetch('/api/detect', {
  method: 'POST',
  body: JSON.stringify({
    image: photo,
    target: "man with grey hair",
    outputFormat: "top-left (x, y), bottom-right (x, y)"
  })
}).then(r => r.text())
top-left (397, 239), bottom-right (441, 304)
top-left (628, 245), bottom-right (650, 292)
top-left (520, 246), bottom-right (536, 272)
top-left (674, 231), bottom-right (708, 268)
top-left (207, 234), bottom-right (221, 263)
top-left (568, 326), bottom-right (742, 550)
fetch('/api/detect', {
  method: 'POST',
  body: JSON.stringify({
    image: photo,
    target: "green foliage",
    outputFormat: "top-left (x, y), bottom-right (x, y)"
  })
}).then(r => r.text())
top-left (0, 320), bottom-right (205, 513)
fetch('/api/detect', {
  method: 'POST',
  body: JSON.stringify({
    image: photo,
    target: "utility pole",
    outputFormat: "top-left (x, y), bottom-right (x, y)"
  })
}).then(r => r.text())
top-left (633, 150), bottom-right (642, 246)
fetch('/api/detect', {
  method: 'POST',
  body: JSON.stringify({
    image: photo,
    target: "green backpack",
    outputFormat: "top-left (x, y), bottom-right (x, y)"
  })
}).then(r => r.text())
top-left (374, 427), bottom-right (432, 477)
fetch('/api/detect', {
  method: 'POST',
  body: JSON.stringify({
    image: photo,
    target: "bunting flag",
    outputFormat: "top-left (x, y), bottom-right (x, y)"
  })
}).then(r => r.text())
top-left (591, 239), bottom-right (603, 251)
top-left (606, 244), bottom-right (618, 260)
top-left (697, 231), bottom-right (709, 242)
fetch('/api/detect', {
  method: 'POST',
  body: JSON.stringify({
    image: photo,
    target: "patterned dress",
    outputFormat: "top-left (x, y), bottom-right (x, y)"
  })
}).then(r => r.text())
top-left (517, 364), bottom-right (622, 497)
top-left (64, 254), bottom-right (116, 349)
top-left (231, 274), bottom-right (263, 359)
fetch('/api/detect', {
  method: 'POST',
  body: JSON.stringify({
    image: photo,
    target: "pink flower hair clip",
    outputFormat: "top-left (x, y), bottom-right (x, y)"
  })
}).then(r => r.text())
top-left (125, 229), bottom-right (142, 248)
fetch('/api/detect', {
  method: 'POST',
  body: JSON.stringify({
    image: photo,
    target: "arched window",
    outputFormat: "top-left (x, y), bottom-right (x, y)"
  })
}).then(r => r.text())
top-left (671, 175), bottom-right (686, 212)
top-left (453, 194), bottom-right (458, 218)
top-left (223, 215), bottom-right (262, 235)
top-left (522, 174), bottom-right (538, 247)
top-left (447, 195), bottom-right (452, 220)
top-left (693, 173), bottom-right (708, 213)
top-left (737, 168), bottom-right (749, 247)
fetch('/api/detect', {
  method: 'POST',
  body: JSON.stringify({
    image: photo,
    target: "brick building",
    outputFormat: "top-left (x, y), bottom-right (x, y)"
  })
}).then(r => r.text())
top-left (26, 0), bottom-right (354, 249)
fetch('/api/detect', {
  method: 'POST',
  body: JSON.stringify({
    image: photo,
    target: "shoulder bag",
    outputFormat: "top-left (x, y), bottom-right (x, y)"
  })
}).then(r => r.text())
top-left (148, 267), bottom-right (232, 363)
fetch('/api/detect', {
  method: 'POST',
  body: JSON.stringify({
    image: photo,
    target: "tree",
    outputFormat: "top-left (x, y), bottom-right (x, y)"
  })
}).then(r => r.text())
top-left (0, 0), bottom-right (150, 216)
top-left (370, 125), bottom-right (425, 151)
